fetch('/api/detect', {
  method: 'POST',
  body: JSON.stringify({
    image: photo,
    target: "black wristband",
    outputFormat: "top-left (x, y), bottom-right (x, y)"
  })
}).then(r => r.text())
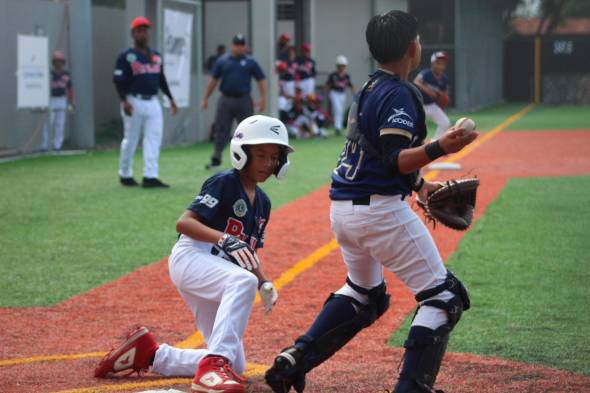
top-left (258, 280), bottom-right (270, 290)
top-left (425, 140), bottom-right (446, 161)
top-left (412, 177), bottom-right (425, 192)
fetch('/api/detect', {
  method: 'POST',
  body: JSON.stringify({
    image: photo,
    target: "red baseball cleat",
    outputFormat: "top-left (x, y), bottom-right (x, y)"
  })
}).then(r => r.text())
top-left (94, 326), bottom-right (159, 378)
top-left (192, 355), bottom-right (246, 393)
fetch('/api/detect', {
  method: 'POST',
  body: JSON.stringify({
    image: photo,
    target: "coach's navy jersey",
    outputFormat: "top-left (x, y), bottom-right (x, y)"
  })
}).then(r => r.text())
top-left (327, 72), bottom-right (352, 92)
top-left (296, 57), bottom-right (316, 79)
top-left (50, 70), bottom-right (71, 97)
top-left (415, 68), bottom-right (448, 105)
top-left (212, 54), bottom-right (265, 95)
top-left (188, 169), bottom-right (271, 250)
top-left (113, 48), bottom-right (163, 96)
top-left (330, 70), bottom-right (426, 200)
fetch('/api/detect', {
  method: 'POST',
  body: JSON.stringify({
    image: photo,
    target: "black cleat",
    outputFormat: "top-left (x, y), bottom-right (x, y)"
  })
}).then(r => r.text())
top-left (141, 177), bottom-right (170, 188)
top-left (120, 177), bottom-right (139, 186)
top-left (205, 157), bottom-right (222, 171)
top-left (265, 347), bottom-right (306, 393)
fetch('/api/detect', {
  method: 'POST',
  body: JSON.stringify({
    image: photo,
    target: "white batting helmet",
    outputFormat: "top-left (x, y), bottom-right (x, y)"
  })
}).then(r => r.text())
top-left (336, 55), bottom-right (348, 66)
top-left (230, 115), bottom-right (294, 180)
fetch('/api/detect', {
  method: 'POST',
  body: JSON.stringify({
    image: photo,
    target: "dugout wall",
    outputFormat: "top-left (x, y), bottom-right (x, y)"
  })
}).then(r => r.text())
top-left (505, 34), bottom-right (590, 104)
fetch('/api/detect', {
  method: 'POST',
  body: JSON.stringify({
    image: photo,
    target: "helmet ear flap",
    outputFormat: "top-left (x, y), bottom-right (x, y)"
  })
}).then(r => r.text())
top-left (274, 149), bottom-right (290, 180)
top-left (230, 140), bottom-right (248, 170)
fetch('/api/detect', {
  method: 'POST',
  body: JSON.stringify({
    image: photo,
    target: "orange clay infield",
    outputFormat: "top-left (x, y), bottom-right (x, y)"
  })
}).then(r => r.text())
top-left (1, 130), bottom-right (590, 393)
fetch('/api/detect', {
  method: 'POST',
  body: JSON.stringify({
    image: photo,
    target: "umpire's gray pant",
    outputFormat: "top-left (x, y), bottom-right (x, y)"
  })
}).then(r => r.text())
top-left (212, 94), bottom-right (254, 162)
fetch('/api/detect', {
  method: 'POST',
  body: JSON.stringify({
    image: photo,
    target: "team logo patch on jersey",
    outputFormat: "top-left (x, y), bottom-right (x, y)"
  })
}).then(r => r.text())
top-left (387, 108), bottom-right (414, 127)
top-left (240, 59), bottom-right (247, 66)
top-left (233, 199), bottom-right (248, 217)
top-left (126, 53), bottom-right (137, 63)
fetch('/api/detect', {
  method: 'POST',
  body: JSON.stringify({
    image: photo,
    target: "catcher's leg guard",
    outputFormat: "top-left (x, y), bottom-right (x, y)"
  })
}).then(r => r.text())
top-left (394, 271), bottom-right (470, 393)
top-left (265, 279), bottom-right (390, 393)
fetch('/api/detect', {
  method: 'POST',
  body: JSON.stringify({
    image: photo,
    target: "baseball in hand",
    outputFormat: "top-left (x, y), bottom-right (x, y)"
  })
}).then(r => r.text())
top-left (455, 117), bottom-right (476, 131)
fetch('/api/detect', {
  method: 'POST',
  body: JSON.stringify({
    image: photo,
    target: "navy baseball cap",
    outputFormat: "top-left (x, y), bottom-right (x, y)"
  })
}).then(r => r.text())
top-left (232, 34), bottom-right (246, 46)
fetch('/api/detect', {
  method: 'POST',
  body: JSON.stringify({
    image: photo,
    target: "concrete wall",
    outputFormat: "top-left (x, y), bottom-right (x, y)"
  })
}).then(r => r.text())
top-left (455, 0), bottom-right (504, 110)
top-left (0, 0), bottom-right (505, 153)
top-left (0, 0), bottom-right (67, 152)
top-left (92, 6), bottom-right (127, 126)
top-left (313, 0), bottom-right (373, 102)
top-left (203, 1), bottom-right (249, 62)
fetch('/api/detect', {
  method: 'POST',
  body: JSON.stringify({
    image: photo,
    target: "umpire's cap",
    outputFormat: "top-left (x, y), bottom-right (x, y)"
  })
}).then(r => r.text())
top-left (232, 34), bottom-right (247, 46)
top-left (130, 16), bottom-right (151, 30)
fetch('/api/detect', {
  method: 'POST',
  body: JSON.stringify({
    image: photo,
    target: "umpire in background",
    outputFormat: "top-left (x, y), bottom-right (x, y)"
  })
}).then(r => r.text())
top-left (201, 34), bottom-right (266, 170)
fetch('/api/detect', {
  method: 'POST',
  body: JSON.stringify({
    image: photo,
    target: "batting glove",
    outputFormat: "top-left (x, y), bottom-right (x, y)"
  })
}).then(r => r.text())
top-left (217, 233), bottom-right (260, 271)
top-left (259, 281), bottom-right (278, 314)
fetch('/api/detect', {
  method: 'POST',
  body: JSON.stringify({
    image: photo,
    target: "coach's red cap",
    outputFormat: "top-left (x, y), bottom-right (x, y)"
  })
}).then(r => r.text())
top-left (301, 43), bottom-right (311, 52)
top-left (279, 33), bottom-right (290, 42)
top-left (131, 16), bottom-right (151, 30)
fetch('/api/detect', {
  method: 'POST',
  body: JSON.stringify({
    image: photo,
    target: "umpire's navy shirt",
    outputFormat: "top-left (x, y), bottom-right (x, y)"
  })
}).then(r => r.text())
top-left (211, 54), bottom-right (265, 95)
top-left (415, 68), bottom-right (448, 105)
top-left (188, 169), bottom-right (271, 250)
top-left (113, 48), bottom-right (163, 96)
top-left (330, 70), bottom-right (425, 200)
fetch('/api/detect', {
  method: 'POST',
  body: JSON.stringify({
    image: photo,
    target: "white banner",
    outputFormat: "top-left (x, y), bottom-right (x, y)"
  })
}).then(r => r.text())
top-left (163, 9), bottom-right (193, 108)
top-left (17, 34), bottom-right (49, 108)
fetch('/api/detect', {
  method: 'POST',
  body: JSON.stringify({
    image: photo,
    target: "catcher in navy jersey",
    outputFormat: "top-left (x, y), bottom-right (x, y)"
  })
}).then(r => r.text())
top-left (265, 10), bottom-right (476, 393)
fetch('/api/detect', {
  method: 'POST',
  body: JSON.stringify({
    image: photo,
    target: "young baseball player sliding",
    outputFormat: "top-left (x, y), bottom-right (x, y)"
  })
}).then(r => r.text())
top-left (265, 10), bottom-right (476, 393)
top-left (95, 115), bottom-right (294, 393)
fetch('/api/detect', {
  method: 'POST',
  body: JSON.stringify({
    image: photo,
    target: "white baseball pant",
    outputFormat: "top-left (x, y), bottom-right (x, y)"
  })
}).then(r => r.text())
top-left (329, 90), bottom-right (347, 131)
top-left (424, 103), bottom-right (450, 140)
top-left (298, 78), bottom-right (315, 96)
top-left (151, 235), bottom-right (258, 376)
top-left (118, 95), bottom-right (163, 179)
top-left (281, 80), bottom-right (296, 97)
top-left (330, 194), bottom-right (453, 330)
top-left (41, 96), bottom-right (68, 151)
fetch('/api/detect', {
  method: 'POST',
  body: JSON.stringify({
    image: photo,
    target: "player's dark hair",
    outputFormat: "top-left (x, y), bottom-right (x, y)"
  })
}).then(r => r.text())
top-left (366, 10), bottom-right (418, 64)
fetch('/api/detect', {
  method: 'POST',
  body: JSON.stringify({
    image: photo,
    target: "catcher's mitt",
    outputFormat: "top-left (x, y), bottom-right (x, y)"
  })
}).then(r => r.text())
top-left (436, 92), bottom-right (449, 108)
top-left (417, 178), bottom-right (479, 231)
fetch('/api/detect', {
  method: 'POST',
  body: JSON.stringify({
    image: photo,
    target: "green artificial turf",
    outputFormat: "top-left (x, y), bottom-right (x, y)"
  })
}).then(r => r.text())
top-left (506, 104), bottom-right (590, 131)
top-left (388, 176), bottom-right (590, 375)
top-left (0, 136), bottom-right (344, 307)
top-left (2, 102), bottom-right (586, 308)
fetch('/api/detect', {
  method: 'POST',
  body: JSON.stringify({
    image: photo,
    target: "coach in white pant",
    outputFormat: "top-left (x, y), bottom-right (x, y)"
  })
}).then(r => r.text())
top-left (113, 16), bottom-right (177, 188)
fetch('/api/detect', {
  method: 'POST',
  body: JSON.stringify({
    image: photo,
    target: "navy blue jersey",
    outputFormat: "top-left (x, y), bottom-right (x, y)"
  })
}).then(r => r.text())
top-left (327, 72), bottom-right (352, 92)
top-left (50, 70), bottom-right (71, 97)
top-left (279, 60), bottom-right (298, 82)
top-left (415, 68), bottom-right (448, 105)
top-left (330, 70), bottom-right (426, 200)
top-left (296, 57), bottom-right (316, 79)
top-left (212, 54), bottom-right (265, 95)
top-left (277, 48), bottom-right (289, 62)
top-left (188, 169), bottom-right (271, 250)
top-left (113, 48), bottom-right (163, 96)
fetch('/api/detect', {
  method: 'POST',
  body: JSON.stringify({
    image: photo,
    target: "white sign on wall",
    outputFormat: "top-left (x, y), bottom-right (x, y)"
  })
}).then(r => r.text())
top-left (163, 9), bottom-right (193, 108)
top-left (17, 34), bottom-right (49, 108)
